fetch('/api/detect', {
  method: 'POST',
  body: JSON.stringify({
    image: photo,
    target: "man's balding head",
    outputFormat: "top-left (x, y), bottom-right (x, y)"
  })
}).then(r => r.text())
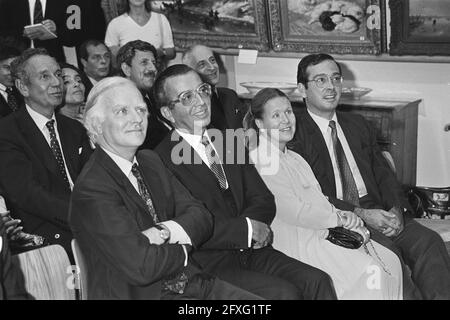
top-left (182, 45), bottom-right (219, 86)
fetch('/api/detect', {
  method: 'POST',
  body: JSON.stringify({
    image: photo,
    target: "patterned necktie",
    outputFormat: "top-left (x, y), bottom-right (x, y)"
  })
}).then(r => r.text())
top-left (131, 163), bottom-right (159, 224)
top-left (46, 120), bottom-right (70, 187)
top-left (329, 120), bottom-right (360, 206)
top-left (201, 135), bottom-right (227, 190)
top-left (5, 87), bottom-right (19, 112)
top-left (34, 0), bottom-right (44, 24)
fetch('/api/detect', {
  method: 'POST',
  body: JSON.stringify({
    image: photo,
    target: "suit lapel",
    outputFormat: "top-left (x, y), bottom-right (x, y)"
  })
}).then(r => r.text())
top-left (16, 108), bottom-right (63, 183)
top-left (303, 110), bottom-right (337, 195)
top-left (96, 149), bottom-right (155, 227)
top-left (217, 88), bottom-right (240, 129)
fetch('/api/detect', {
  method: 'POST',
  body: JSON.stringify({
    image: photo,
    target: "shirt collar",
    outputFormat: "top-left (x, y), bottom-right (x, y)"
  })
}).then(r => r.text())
top-left (88, 76), bottom-right (98, 86)
top-left (0, 83), bottom-right (7, 92)
top-left (176, 128), bottom-right (206, 148)
top-left (102, 147), bottom-right (138, 178)
top-left (307, 109), bottom-right (338, 136)
top-left (26, 104), bottom-right (56, 131)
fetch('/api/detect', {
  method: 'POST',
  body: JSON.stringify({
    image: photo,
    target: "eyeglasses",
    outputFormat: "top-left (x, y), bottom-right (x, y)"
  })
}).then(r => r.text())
top-left (307, 74), bottom-right (343, 88)
top-left (168, 83), bottom-right (212, 107)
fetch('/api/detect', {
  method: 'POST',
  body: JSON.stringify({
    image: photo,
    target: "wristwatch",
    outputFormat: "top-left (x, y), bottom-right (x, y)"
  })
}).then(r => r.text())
top-left (155, 224), bottom-right (170, 242)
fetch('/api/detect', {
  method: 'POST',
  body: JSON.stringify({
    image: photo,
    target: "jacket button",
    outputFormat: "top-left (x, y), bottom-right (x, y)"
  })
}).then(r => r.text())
top-left (54, 234), bottom-right (60, 239)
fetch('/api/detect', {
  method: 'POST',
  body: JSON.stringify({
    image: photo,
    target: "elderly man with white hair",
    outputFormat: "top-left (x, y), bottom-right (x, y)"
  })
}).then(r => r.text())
top-left (68, 76), bottom-right (262, 300)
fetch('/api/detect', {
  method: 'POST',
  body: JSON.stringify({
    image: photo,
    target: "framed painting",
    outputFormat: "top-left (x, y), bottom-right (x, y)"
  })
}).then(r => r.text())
top-left (390, 0), bottom-right (450, 56)
top-left (267, 0), bottom-right (386, 55)
top-left (160, 0), bottom-right (270, 51)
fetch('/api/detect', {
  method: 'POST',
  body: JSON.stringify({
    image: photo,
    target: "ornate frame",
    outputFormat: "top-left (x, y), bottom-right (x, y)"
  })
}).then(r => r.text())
top-left (164, 0), bottom-right (270, 51)
top-left (389, 0), bottom-right (450, 56)
top-left (267, 0), bottom-right (386, 55)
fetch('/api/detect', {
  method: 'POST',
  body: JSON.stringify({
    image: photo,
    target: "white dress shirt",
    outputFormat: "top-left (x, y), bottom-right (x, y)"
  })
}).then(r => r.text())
top-left (102, 148), bottom-right (191, 264)
top-left (26, 105), bottom-right (75, 189)
top-left (0, 83), bottom-right (8, 101)
top-left (176, 129), bottom-right (253, 248)
top-left (308, 110), bottom-right (368, 201)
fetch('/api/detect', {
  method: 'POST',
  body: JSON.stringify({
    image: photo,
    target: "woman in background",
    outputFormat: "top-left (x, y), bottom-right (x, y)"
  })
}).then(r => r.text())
top-left (244, 88), bottom-right (403, 299)
top-left (104, 0), bottom-right (175, 68)
top-left (58, 63), bottom-right (85, 122)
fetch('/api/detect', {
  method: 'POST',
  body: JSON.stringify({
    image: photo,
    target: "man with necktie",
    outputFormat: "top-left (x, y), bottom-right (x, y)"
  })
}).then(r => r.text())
top-left (0, 0), bottom-right (67, 62)
top-left (291, 53), bottom-right (450, 299)
top-left (155, 64), bottom-right (337, 300)
top-left (116, 40), bottom-right (171, 150)
top-left (182, 45), bottom-right (247, 130)
top-left (69, 76), bottom-right (262, 300)
top-left (0, 44), bottom-right (23, 118)
top-left (0, 48), bottom-right (92, 258)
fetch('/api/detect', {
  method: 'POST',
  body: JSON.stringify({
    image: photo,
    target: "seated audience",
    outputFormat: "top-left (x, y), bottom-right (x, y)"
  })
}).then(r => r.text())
top-left (154, 64), bottom-right (337, 300)
top-left (245, 88), bottom-right (405, 299)
top-left (116, 40), bottom-right (171, 149)
top-left (291, 53), bottom-right (450, 299)
top-left (79, 39), bottom-right (112, 98)
top-left (182, 45), bottom-right (247, 130)
top-left (105, 0), bottom-right (175, 68)
top-left (58, 63), bottom-right (85, 122)
top-left (0, 0), bottom-right (67, 62)
top-left (0, 48), bottom-right (92, 258)
top-left (69, 76), bottom-right (262, 300)
top-left (0, 44), bottom-right (23, 118)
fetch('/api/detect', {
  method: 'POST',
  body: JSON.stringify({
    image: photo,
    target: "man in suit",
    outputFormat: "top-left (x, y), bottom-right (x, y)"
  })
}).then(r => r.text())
top-left (78, 39), bottom-right (111, 98)
top-left (182, 45), bottom-right (246, 130)
top-left (0, 44), bottom-right (24, 118)
top-left (117, 40), bottom-right (171, 150)
top-left (0, 215), bottom-right (32, 300)
top-left (291, 53), bottom-right (450, 299)
top-left (0, 0), bottom-right (67, 62)
top-left (154, 64), bottom-right (337, 300)
top-left (0, 48), bottom-right (92, 257)
top-left (69, 76), bottom-right (262, 300)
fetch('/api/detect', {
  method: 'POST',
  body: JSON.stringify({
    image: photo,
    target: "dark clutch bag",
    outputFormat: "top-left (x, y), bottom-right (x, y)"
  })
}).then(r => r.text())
top-left (326, 227), bottom-right (364, 249)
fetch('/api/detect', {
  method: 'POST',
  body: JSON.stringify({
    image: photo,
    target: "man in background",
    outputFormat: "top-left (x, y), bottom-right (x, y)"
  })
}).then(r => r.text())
top-left (0, 44), bottom-right (23, 118)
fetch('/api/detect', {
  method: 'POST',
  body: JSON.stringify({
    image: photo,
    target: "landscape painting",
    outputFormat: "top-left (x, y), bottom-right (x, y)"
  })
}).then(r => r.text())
top-left (161, 0), bottom-right (270, 51)
top-left (408, 0), bottom-right (450, 41)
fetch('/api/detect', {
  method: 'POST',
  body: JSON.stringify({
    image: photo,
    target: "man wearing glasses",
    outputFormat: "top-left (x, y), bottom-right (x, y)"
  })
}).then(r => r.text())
top-left (154, 64), bottom-right (337, 300)
top-left (291, 53), bottom-right (450, 299)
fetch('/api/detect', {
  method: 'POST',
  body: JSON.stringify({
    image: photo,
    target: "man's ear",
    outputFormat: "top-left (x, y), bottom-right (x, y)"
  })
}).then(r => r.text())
top-left (254, 118), bottom-right (263, 130)
top-left (15, 79), bottom-right (29, 98)
top-left (121, 62), bottom-right (131, 78)
top-left (297, 83), bottom-right (307, 98)
top-left (160, 106), bottom-right (175, 124)
top-left (80, 58), bottom-right (87, 70)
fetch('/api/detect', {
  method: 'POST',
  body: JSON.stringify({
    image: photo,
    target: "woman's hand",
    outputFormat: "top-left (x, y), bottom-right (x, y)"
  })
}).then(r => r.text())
top-left (337, 210), bottom-right (364, 230)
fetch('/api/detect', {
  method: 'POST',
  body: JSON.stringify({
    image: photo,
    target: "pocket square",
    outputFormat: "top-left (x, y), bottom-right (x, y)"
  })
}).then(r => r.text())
top-left (78, 147), bottom-right (83, 154)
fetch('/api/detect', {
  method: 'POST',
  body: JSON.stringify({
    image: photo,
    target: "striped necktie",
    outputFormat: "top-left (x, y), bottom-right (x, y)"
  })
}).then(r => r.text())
top-left (329, 120), bottom-right (360, 206)
top-left (201, 135), bottom-right (228, 190)
top-left (34, 0), bottom-right (44, 24)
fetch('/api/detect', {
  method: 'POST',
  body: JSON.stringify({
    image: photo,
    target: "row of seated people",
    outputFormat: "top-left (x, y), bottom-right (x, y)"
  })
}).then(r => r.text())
top-left (0, 41), bottom-right (449, 299)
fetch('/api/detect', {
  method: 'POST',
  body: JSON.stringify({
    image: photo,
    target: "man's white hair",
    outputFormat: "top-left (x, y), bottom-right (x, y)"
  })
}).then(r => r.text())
top-left (83, 76), bottom-right (138, 144)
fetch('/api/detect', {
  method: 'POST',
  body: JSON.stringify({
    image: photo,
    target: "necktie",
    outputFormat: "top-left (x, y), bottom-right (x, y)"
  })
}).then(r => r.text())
top-left (201, 135), bottom-right (227, 190)
top-left (329, 120), bottom-right (360, 206)
top-left (46, 120), bottom-right (70, 187)
top-left (131, 163), bottom-right (159, 224)
top-left (5, 87), bottom-right (19, 112)
top-left (131, 163), bottom-right (188, 294)
top-left (34, 0), bottom-right (43, 24)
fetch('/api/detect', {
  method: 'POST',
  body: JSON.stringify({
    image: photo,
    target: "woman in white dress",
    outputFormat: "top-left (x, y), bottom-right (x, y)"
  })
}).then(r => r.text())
top-left (244, 88), bottom-right (403, 299)
top-left (104, 0), bottom-right (175, 67)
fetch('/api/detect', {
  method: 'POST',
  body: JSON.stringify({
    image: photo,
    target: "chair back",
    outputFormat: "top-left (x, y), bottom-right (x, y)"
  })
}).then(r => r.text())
top-left (14, 244), bottom-right (75, 300)
top-left (71, 238), bottom-right (88, 300)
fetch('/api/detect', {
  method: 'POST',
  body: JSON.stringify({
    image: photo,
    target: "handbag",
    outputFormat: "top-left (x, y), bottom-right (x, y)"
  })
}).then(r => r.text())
top-left (326, 226), bottom-right (369, 249)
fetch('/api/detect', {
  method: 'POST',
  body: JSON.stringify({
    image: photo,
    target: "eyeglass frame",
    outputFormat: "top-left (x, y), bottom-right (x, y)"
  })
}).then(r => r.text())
top-left (306, 74), bottom-right (343, 89)
top-left (167, 82), bottom-right (212, 108)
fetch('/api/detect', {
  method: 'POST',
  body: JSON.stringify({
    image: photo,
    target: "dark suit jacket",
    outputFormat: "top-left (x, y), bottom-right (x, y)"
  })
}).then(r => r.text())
top-left (155, 131), bottom-right (275, 271)
top-left (290, 108), bottom-right (410, 213)
top-left (69, 148), bottom-right (213, 299)
top-left (0, 88), bottom-right (24, 118)
top-left (0, 0), bottom-right (67, 62)
top-left (0, 107), bottom-right (92, 253)
top-left (140, 94), bottom-right (171, 150)
top-left (209, 87), bottom-right (247, 130)
top-left (0, 236), bottom-right (32, 300)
